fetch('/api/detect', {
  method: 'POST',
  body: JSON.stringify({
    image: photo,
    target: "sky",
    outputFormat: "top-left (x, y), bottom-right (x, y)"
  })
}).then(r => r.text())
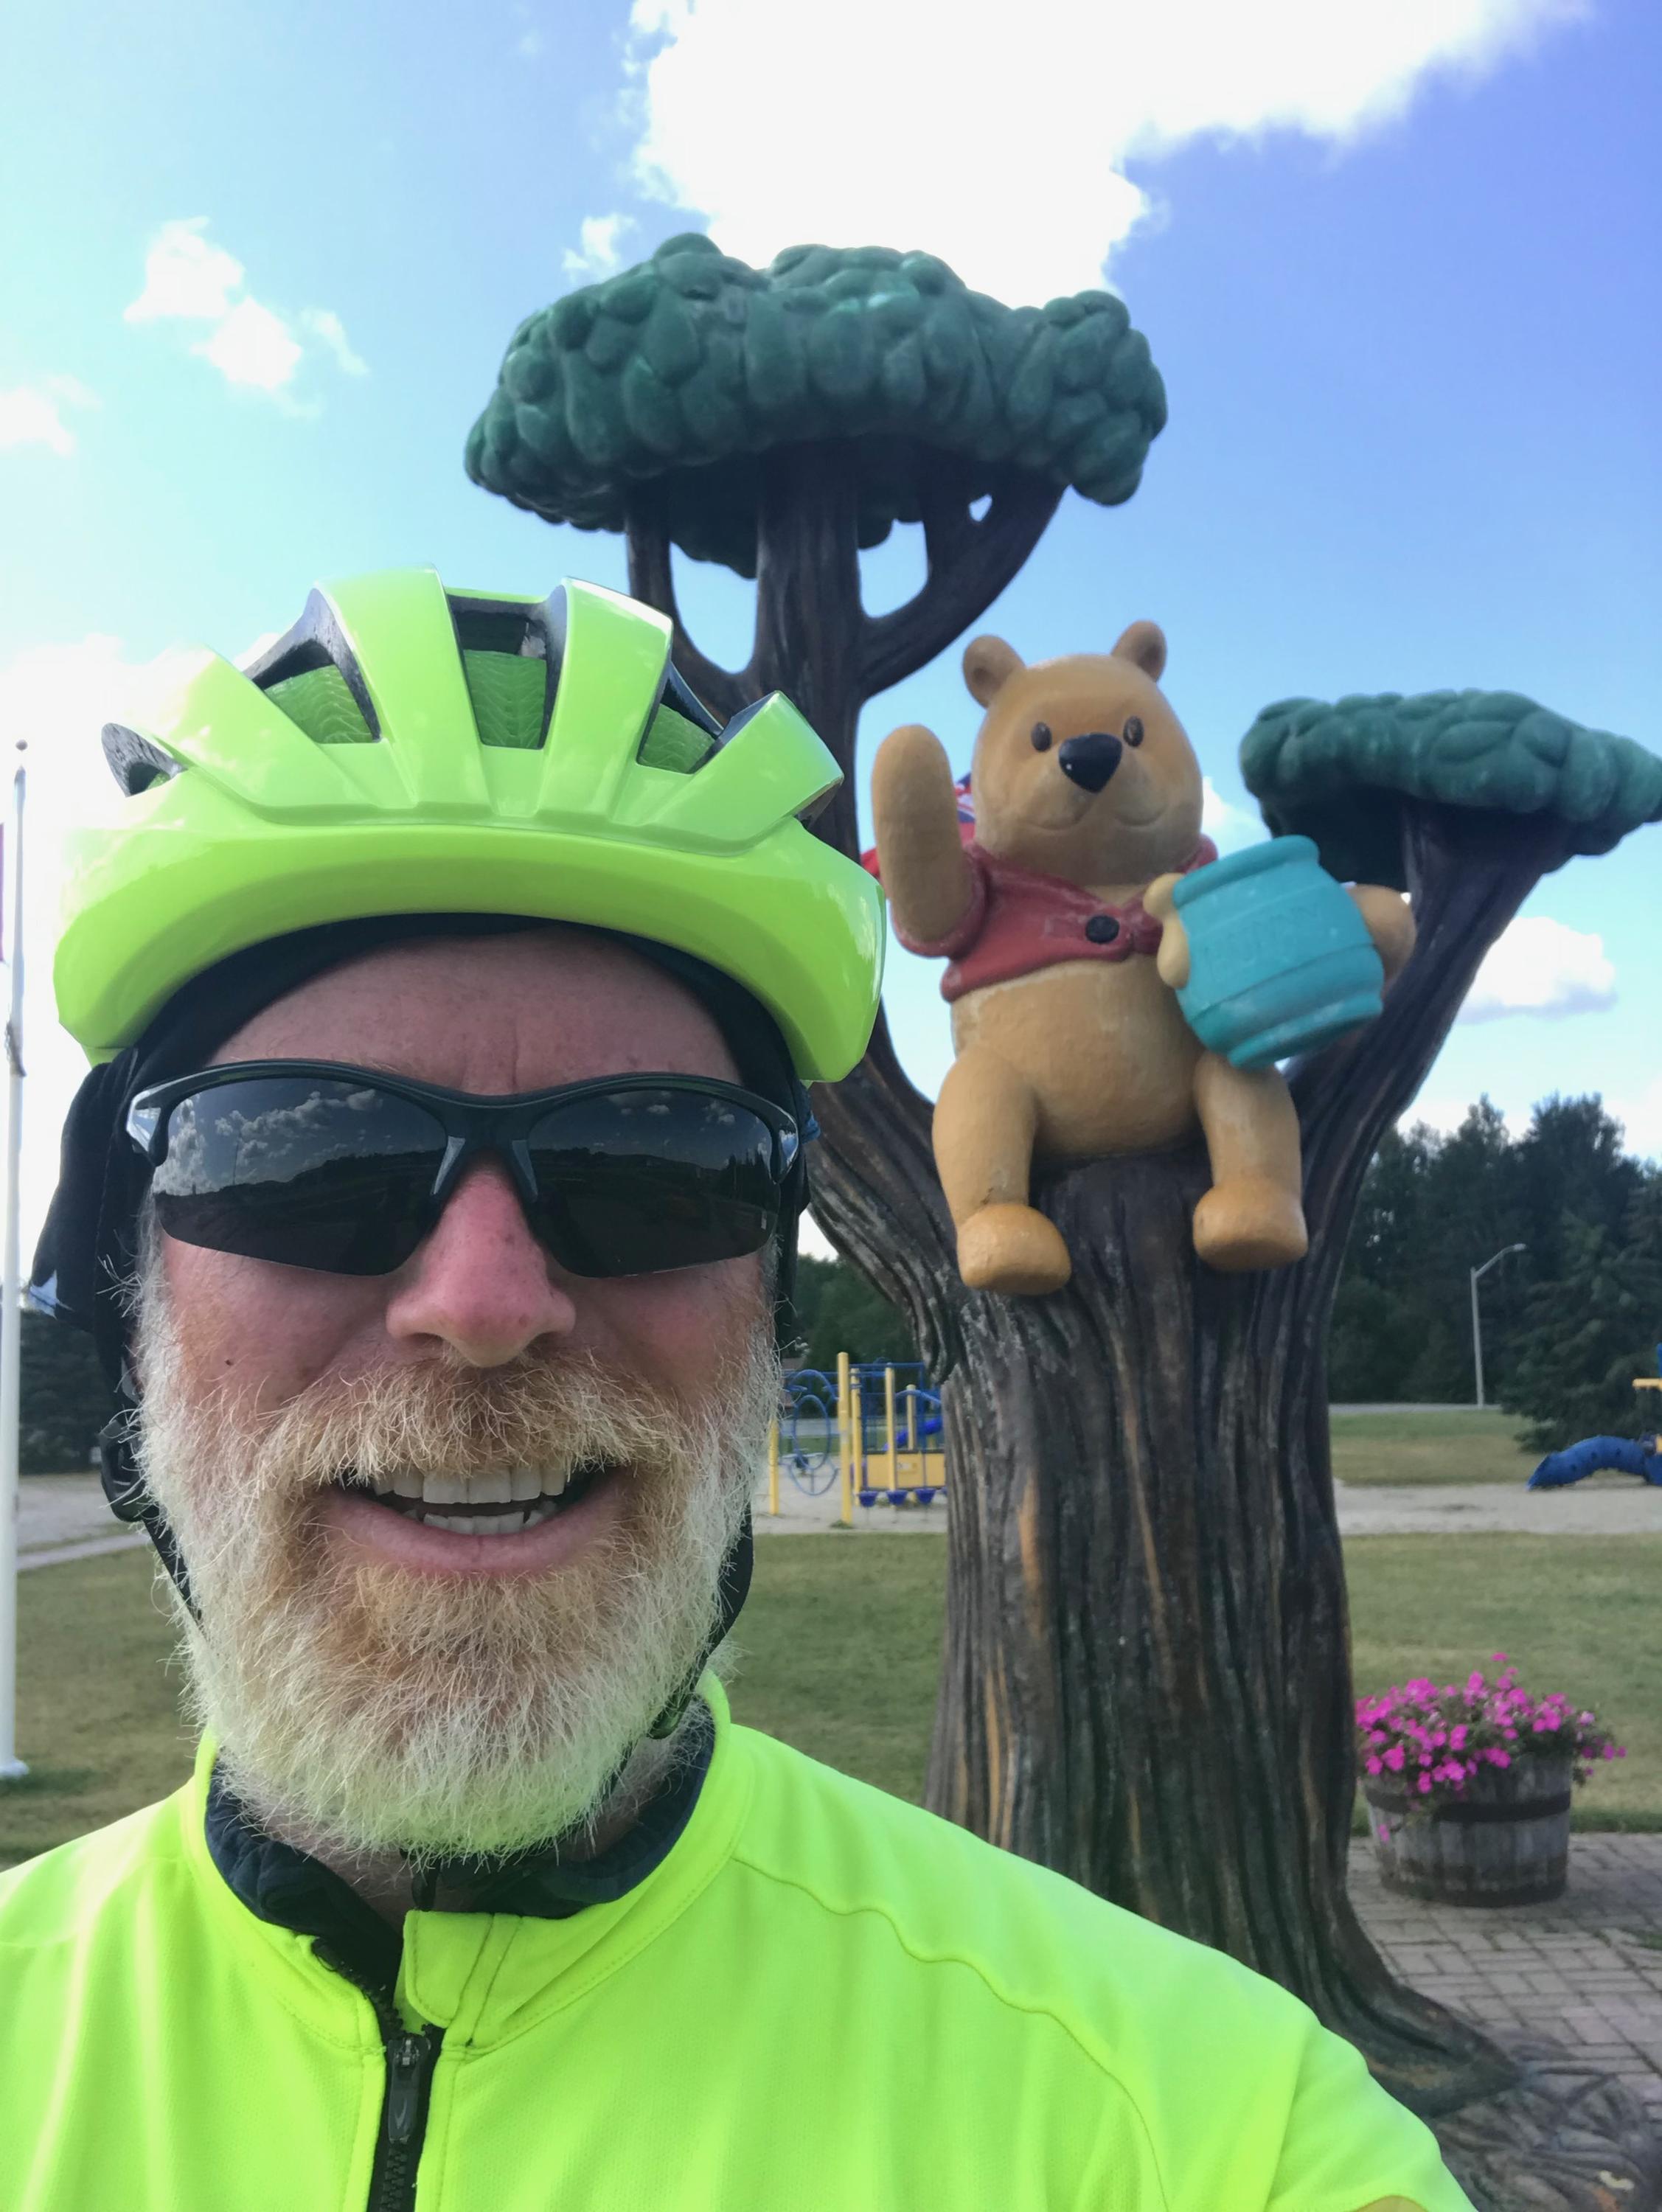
top-left (1, 0), bottom-right (1658, 1267)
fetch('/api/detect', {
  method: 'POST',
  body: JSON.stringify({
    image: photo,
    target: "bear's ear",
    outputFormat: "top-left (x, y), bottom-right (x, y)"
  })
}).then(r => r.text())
top-left (1110, 620), bottom-right (1167, 682)
top-left (963, 635), bottom-right (1023, 706)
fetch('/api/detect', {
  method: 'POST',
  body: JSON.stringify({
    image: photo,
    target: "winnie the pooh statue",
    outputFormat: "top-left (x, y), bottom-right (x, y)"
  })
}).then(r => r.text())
top-left (871, 622), bottom-right (1415, 1296)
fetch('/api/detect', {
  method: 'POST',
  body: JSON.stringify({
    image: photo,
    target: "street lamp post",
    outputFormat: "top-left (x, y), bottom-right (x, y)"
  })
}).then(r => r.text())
top-left (1470, 1243), bottom-right (1526, 1411)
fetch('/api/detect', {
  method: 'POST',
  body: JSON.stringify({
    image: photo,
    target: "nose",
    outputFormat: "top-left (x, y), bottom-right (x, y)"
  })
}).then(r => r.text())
top-left (382, 1159), bottom-right (578, 1366)
top-left (1057, 732), bottom-right (1124, 793)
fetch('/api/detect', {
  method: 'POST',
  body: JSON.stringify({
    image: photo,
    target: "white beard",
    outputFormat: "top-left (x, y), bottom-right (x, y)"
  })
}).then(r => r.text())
top-left (130, 1245), bottom-right (777, 1863)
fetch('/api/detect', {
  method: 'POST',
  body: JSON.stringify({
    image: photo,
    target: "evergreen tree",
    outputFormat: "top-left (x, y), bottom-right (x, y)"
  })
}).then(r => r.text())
top-left (788, 1254), bottom-right (916, 1374)
top-left (1502, 1175), bottom-right (1662, 1450)
top-left (18, 1307), bottom-right (114, 1473)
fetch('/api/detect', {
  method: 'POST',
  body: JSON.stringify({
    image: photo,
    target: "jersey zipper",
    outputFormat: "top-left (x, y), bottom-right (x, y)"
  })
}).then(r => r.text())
top-left (313, 1942), bottom-right (442, 2212)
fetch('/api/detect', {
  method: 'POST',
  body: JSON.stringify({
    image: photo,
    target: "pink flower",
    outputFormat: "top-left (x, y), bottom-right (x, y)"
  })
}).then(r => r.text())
top-left (1366, 1756), bottom-right (1383, 1775)
top-left (1416, 1774), bottom-right (1433, 1794)
top-left (1383, 1745), bottom-right (1405, 1772)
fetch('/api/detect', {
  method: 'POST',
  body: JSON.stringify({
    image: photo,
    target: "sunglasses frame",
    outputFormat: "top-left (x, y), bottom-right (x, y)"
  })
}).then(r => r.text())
top-left (125, 1058), bottom-right (802, 1275)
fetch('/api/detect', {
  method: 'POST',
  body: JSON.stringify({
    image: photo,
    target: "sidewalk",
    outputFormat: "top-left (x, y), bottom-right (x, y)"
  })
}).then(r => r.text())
top-left (1350, 1834), bottom-right (1662, 2118)
top-left (754, 1473), bottom-right (1662, 1537)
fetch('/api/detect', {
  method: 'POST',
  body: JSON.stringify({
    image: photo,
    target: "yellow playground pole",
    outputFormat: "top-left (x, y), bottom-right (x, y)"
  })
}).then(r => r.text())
top-left (767, 1408), bottom-right (780, 1518)
top-left (884, 1364), bottom-right (899, 1503)
top-left (837, 1351), bottom-right (853, 1528)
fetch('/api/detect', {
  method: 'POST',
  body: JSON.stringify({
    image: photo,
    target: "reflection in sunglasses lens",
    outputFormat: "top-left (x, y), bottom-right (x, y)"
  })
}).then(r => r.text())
top-left (151, 1078), bottom-right (445, 1273)
top-left (526, 1088), bottom-right (779, 1277)
top-left (147, 1076), bottom-right (782, 1280)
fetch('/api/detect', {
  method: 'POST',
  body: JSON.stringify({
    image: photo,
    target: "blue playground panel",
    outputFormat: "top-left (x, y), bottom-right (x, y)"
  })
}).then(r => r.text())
top-left (1528, 1435), bottom-right (1661, 1488)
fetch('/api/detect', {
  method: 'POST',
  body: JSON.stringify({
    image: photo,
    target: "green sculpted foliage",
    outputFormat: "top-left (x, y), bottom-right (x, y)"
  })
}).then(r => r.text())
top-left (465, 235), bottom-right (1167, 577)
top-left (1241, 689), bottom-right (1662, 887)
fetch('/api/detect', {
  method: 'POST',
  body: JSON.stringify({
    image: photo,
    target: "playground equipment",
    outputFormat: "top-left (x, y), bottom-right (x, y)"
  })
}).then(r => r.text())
top-left (766, 1354), bottom-right (948, 1525)
top-left (1527, 1349), bottom-right (1662, 1488)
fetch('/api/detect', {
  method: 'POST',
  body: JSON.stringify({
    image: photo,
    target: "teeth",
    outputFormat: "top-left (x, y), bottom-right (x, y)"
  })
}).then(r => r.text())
top-left (355, 1468), bottom-right (602, 1514)
top-left (419, 1510), bottom-right (533, 1538)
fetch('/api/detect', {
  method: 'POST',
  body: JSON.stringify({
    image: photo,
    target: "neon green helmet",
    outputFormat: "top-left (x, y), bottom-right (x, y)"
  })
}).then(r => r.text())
top-left (55, 568), bottom-right (885, 1080)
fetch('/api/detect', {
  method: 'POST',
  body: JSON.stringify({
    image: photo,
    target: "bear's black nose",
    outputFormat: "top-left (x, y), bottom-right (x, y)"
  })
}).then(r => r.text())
top-left (1057, 731), bottom-right (1123, 793)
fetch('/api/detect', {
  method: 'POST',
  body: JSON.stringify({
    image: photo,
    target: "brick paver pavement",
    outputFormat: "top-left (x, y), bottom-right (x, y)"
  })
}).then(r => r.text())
top-left (1349, 1834), bottom-right (1662, 2117)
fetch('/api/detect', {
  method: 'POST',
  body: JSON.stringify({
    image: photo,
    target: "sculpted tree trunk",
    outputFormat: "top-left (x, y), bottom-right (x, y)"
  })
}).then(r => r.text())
top-left (813, 812), bottom-right (1555, 2117)
top-left (469, 231), bottom-right (1662, 2197)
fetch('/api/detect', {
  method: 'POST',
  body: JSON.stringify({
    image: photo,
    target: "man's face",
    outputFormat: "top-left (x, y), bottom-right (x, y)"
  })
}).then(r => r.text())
top-left (131, 928), bottom-right (779, 1860)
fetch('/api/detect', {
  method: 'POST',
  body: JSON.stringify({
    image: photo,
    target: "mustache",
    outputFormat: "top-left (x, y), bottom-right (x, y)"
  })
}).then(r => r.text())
top-left (205, 1351), bottom-right (712, 1503)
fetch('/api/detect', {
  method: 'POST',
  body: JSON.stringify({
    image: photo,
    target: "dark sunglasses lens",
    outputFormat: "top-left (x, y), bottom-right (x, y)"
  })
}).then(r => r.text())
top-left (527, 1088), bottom-right (782, 1277)
top-left (150, 1078), bottom-right (445, 1274)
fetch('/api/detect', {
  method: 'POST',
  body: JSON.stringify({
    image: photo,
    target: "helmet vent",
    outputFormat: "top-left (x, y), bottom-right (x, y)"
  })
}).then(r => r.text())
top-left (101, 724), bottom-right (180, 796)
top-left (448, 599), bottom-right (556, 751)
top-left (639, 704), bottom-right (717, 773)
top-left (242, 591), bottom-right (383, 742)
top-left (264, 665), bottom-right (376, 746)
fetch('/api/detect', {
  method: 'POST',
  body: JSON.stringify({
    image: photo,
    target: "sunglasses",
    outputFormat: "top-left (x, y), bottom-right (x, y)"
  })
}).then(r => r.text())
top-left (125, 1060), bottom-right (801, 1280)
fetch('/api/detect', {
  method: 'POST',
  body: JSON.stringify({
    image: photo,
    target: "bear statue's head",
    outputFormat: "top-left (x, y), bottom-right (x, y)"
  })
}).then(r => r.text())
top-left (962, 621), bottom-right (1204, 888)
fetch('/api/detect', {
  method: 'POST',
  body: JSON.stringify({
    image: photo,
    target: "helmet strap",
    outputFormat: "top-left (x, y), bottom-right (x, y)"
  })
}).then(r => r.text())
top-left (97, 1373), bottom-right (201, 1629)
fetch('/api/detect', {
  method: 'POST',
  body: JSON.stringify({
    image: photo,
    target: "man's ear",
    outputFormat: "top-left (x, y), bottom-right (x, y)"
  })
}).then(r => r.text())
top-left (1110, 619), bottom-right (1166, 683)
top-left (963, 635), bottom-right (1023, 707)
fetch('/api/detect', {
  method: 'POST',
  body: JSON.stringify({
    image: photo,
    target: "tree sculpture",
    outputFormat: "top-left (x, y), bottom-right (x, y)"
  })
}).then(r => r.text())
top-left (469, 236), bottom-right (1662, 2199)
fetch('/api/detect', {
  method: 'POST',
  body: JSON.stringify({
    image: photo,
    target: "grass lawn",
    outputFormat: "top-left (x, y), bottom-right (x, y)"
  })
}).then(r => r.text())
top-left (1329, 1407), bottom-right (1537, 1486)
top-left (4, 1529), bottom-right (1656, 1869)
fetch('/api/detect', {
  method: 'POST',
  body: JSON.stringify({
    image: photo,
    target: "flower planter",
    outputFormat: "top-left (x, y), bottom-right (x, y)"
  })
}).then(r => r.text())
top-left (1363, 1754), bottom-right (1574, 1906)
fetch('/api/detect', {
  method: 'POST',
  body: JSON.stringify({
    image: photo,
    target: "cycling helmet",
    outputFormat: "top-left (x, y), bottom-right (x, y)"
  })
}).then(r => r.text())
top-left (55, 566), bottom-right (884, 1078)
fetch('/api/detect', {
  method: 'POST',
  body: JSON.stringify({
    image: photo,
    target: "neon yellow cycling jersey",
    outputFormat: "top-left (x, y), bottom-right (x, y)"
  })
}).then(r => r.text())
top-left (0, 1680), bottom-right (1467, 2210)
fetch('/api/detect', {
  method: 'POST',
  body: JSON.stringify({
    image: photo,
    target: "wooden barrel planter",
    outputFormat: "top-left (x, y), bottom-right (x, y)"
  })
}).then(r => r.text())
top-left (1363, 1755), bottom-right (1574, 1905)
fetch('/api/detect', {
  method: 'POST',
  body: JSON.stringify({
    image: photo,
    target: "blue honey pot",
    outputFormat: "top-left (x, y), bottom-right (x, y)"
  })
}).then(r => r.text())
top-left (1171, 835), bottom-right (1385, 1070)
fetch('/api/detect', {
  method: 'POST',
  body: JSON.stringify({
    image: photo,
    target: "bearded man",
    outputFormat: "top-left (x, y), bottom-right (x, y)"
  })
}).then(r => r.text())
top-left (0, 571), bottom-right (1471, 2211)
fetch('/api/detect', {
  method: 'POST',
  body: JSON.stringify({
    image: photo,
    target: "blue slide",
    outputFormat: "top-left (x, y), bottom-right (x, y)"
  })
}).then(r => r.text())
top-left (1529, 1434), bottom-right (1662, 1488)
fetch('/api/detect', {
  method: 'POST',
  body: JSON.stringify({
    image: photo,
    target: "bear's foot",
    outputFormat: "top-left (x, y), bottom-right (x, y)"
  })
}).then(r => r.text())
top-left (957, 1204), bottom-right (1073, 1296)
top-left (1193, 1177), bottom-right (1309, 1273)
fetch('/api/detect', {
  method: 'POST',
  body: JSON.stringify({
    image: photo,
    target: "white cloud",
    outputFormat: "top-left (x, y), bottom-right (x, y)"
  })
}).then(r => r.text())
top-left (0, 635), bottom-right (209, 1263)
top-left (1399, 1080), bottom-right (1662, 1165)
top-left (0, 377), bottom-right (97, 459)
top-left (299, 307), bottom-right (369, 377)
top-left (1606, 1076), bottom-right (1662, 1165)
top-left (125, 218), bottom-right (245, 324)
top-left (563, 213), bottom-right (636, 284)
top-left (1400, 1094), bottom-right (1503, 1141)
top-left (125, 218), bottom-right (367, 403)
top-left (1201, 776), bottom-right (1265, 855)
top-left (193, 297), bottom-right (305, 392)
top-left (617, 0), bottom-right (1585, 302)
top-left (1459, 915), bottom-right (1616, 1023)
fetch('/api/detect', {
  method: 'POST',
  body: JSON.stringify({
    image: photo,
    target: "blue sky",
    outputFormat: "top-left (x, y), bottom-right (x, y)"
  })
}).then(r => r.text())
top-left (1, 0), bottom-right (1658, 1254)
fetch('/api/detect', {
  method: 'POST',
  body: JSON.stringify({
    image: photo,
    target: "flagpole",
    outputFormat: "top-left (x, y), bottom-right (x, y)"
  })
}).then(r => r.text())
top-left (0, 741), bottom-right (29, 1781)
